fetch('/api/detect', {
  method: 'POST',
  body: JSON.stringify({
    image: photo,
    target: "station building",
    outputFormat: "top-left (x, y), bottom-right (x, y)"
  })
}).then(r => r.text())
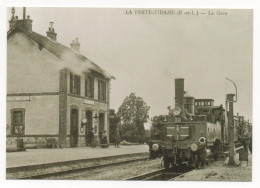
top-left (6, 8), bottom-right (114, 148)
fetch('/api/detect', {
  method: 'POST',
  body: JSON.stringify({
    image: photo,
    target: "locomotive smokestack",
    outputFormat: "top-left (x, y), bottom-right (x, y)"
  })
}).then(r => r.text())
top-left (23, 7), bottom-right (26, 20)
top-left (175, 78), bottom-right (185, 115)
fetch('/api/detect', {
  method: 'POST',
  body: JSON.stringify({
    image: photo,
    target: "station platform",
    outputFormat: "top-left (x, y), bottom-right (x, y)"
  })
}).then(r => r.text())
top-left (172, 154), bottom-right (252, 181)
top-left (6, 144), bottom-right (149, 169)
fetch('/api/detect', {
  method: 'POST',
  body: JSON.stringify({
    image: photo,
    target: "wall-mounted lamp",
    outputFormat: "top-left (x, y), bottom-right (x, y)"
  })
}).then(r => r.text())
top-left (80, 118), bottom-right (87, 133)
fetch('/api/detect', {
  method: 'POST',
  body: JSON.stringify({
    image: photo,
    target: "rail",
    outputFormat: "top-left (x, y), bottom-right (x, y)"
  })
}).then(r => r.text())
top-left (126, 168), bottom-right (191, 180)
top-left (18, 157), bottom-right (148, 179)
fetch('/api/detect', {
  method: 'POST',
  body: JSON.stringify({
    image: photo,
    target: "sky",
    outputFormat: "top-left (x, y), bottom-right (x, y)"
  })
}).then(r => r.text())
top-left (7, 7), bottom-right (253, 123)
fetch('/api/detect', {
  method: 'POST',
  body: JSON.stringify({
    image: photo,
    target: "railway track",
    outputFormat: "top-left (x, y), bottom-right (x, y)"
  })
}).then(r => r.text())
top-left (126, 167), bottom-right (192, 180)
top-left (24, 157), bottom-right (148, 179)
top-left (7, 152), bottom-right (148, 179)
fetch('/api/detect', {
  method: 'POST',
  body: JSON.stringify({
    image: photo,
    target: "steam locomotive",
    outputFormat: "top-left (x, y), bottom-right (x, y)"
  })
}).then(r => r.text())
top-left (148, 78), bottom-right (251, 169)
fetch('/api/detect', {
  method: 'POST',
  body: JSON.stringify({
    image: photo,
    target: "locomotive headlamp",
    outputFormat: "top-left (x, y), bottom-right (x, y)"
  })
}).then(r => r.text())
top-left (152, 144), bottom-right (159, 151)
top-left (191, 143), bottom-right (198, 151)
top-left (199, 137), bottom-right (206, 144)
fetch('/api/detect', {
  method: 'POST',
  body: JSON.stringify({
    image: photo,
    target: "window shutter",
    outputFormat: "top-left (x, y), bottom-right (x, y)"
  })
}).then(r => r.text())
top-left (91, 77), bottom-right (94, 98)
top-left (11, 112), bottom-right (14, 135)
top-left (75, 75), bottom-right (78, 94)
top-left (70, 73), bottom-right (73, 93)
top-left (78, 75), bottom-right (81, 95)
top-left (98, 80), bottom-right (100, 100)
top-left (104, 81), bottom-right (106, 102)
top-left (85, 76), bottom-right (88, 97)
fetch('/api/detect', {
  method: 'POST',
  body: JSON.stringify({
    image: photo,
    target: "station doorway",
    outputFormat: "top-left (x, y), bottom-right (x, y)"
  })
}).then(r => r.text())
top-left (86, 111), bottom-right (93, 145)
top-left (70, 108), bottom-right (79, 147)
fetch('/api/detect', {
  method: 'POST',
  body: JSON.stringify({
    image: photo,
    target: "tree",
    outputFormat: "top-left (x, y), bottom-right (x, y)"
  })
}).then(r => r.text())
top-left (108, 109), bottom-right (119, 144)
top-left (117, 93), bottom-right (150, 143)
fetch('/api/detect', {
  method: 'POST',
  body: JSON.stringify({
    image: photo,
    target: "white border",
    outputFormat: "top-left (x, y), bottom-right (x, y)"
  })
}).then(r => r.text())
top-left (1, 1), bottom-right (259, 188)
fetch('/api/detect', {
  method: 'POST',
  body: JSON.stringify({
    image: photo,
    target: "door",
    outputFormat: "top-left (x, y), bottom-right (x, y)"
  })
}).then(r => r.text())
top-left (70, 108), bottom-right (79, 147)
top-left (86, 111), bottom-right (93, 132)
top-left (86, 111), bottom-right (93, 145)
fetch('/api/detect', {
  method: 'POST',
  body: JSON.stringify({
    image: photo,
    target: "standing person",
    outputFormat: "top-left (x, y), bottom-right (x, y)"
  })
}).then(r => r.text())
top-left (115, 128), bottom-right (121, 148)
top-left (85, 128), bottom-right (88, 147)
top-left (249, 136), bottom-right (252, 154)
top-left (101, 130), bottom-right (108, 148)
top-left (88, 127), bottom-right (94, 147)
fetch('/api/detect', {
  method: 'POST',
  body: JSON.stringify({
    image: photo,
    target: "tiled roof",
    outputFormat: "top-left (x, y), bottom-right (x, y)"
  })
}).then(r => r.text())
top-left (7, 27), bottom-right (115, 79)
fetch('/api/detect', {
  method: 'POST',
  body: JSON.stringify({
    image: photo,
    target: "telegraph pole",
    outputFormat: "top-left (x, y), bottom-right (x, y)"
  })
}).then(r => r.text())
top-left (227, 93), bottom-right (235, 165)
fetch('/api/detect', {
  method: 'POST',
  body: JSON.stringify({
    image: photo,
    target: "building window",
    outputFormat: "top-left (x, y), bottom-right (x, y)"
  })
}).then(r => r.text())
top-left (98, 80), bottom-right (106, 102)
top-left (11, 109), bottom-right (25, 136)
top-left (85, 76), bottom-right (94, 98)
top-left (70, 72), bottom-right (81, 95)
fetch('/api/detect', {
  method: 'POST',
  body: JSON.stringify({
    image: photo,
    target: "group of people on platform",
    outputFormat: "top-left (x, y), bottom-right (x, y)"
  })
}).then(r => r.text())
top-left (85, 127), bottom-right (121, 148)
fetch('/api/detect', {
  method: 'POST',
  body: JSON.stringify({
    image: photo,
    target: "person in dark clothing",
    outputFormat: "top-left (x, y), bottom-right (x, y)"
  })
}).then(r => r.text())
top-left (249, 136), bottom-right (252, 154)
top-left (87, 128), bottom-right (94, 147)
top-left (101, 130), bottom-right (109, 148)
top-left (212, 138), bottom-right (221, 161)
top-left (114, 128), bottom-right (121, 148)
top-left (197, 148), bottom-right (207, 169)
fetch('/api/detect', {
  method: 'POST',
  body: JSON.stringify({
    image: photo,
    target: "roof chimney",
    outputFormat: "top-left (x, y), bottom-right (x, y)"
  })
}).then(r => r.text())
top-left (70, 38), bottom-right (80, 52)
top-left (9, 7), bottom-right (33, 31)
top-left (9, 7), bottom-right (16, 30)
top-left (46, 22), bottom-right (57, 41)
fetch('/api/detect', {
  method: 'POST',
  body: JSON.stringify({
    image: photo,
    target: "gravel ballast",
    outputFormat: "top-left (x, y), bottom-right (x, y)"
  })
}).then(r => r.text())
top-left (173, 154), bottom-right (252, 181)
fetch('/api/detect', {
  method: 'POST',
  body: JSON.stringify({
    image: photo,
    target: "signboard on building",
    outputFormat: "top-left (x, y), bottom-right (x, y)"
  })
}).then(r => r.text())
top-left (83, 99), bottom-right (95, 105)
